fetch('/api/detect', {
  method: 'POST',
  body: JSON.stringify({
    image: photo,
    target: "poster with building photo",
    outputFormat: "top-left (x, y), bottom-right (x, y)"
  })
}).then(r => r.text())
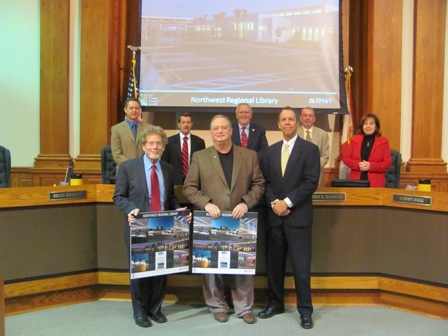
top-left (192, 211), bottom-right (258, 275)
top-left (130, 210), bottom-right (190, 279)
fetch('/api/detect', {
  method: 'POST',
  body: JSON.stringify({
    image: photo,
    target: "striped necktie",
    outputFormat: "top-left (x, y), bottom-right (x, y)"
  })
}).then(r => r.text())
top-left (241, 126), bottom-right (248, 148)
top-left (182, 136), bottom-right (189, 177)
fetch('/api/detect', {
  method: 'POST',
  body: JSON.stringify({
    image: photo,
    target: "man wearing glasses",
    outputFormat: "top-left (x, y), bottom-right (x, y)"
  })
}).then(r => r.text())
top-left (114, 126), bottom-right (181, 328)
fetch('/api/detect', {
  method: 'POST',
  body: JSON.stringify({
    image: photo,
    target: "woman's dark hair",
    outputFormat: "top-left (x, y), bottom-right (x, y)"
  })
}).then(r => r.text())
top-left (356, 113), bottom-right (382, 136)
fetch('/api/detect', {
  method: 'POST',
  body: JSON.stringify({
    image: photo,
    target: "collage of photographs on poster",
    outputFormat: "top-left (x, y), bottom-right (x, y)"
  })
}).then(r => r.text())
top-left (129, 210), bottom-right (258, 278)
top-left (192, 211), bottom-right (258, 275)
top-left (130, 210), bottom-right (190, 279)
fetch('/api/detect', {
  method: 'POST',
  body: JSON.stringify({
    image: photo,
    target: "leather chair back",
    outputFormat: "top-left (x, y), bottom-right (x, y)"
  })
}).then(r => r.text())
top-left (385, 149), bottom-right (401, 188)
top-left (101, 145), bottom-right (117, 184)
top-left (0, 146), bottom-right (11, 188)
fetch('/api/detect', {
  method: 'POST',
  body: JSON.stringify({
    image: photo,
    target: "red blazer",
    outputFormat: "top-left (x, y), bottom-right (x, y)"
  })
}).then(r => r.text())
top-left (342, 134), bottom-right (392, 188)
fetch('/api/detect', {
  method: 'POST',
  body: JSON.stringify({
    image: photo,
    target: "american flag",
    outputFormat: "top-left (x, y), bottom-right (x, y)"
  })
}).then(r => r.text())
top-left (338, 66), bottom-right (355, 179)
top-left (127, 58), bottom-right (138, 98)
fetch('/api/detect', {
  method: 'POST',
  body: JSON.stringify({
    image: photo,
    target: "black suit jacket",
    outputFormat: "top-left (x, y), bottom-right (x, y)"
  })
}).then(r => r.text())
top-left (259, 137), bottom-right (320, 228)
top-left (231, 122), bottom-right (268, 152)
top-left (113, 155), bottom-right (179, 244)
top-left (161, 133), bottom-right (206, 185)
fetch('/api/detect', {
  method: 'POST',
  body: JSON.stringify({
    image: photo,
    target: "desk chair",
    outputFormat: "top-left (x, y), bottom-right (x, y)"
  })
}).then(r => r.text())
top-left (385, 149), bottom-right (402, 188)
top-left (0, 146), bottom-right (11, 188)
top-left (100, 145), bottom-right (117, 184)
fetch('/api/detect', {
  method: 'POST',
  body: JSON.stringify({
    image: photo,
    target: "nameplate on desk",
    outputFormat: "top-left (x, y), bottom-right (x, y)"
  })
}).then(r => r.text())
top-left (392, 194), bottom-right (432, 207)
top-left (49, 190), bottom-right (87, 201)
top-left (313, 192), bottom-right (346, 202)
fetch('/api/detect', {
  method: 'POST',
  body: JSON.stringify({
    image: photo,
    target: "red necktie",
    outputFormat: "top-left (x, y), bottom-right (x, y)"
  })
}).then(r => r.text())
top-left (150, 165), bottom-right (161, 211)
top-left (182, 136), bottom-right (189, 177)
top-left (241, 126), bottom-right (248, 148)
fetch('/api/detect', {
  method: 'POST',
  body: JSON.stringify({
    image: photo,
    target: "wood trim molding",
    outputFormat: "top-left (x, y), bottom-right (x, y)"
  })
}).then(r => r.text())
top-left (6, 272), bottom-right (447, 305)
top-left (4, 272), bottom-right (448, 318)
top-left (4, 273), bottom-right (97, 299)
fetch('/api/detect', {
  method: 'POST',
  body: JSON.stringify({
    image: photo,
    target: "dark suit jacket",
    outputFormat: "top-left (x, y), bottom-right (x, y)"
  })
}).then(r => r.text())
top-left (113, 156), bottom-right (179, 243)
top-left (259, 137), bottom-right (320, 228)
top-left (161, 133), bottom-right (206, 185)
top-left (231, 122), bottom-right (268, 152)
top-left (183, 145), bottom-right (265, 211)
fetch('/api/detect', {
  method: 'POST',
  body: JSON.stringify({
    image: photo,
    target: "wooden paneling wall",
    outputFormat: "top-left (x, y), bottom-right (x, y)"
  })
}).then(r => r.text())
top-left (347, 0), bottom-right (447, 184)
top-left (366, 0), bottom-right (403, 151)
top-left (347, 0), bottom-right (369, 129)
top-left (35, 0), bottom-right (72, 169)
top-left (22, 0), bottom-right (130, 186)
top-left (407, 0), bottom-right (447, 173)
top-left (77, 0), bottom-right (116, 170)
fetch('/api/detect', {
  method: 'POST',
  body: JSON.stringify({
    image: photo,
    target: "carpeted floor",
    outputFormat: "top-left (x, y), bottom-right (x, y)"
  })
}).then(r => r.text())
top-left (6, 300), bottom-right (448, 336)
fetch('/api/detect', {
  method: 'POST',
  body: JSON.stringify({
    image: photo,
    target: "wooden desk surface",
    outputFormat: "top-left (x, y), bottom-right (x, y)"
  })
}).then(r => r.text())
top-left (1, 185), bottom-right (447, 213)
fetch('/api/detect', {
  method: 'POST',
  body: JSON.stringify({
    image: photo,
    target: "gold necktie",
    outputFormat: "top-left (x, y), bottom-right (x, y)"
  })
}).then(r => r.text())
top-left (281, 143), bottom-right (289, 176)
top-left (306, 130), bottom-right (311, 141)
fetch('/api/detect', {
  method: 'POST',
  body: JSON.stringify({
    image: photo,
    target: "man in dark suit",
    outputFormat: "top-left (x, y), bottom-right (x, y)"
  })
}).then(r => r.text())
top-left (161, 112), bottom-right (205, 185)
top-left (257, 107), bottom-right (320, 329)
top-left (113, 126), bottom-right (180, 328)
top-left (183, 115), bottom-right (265, 325)
top-left (231, 103), bottom-right (268, 152)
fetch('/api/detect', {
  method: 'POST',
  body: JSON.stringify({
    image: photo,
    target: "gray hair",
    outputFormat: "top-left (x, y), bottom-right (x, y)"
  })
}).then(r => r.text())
top-left (140, 125), bottom-right (168, 145)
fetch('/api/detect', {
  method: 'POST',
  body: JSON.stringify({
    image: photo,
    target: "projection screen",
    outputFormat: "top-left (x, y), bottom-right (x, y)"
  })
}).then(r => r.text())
top-left (138, 0), bottom-right (343, 112)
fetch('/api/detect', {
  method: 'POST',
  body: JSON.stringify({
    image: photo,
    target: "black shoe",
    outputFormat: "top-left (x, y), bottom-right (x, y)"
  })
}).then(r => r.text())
top-left (150, 312), bottom-right (167, 323)
top-left (300, 315), bottom-right (313, 329)
top-left (133, 313), bottom-right (151, 328)
top-left (257, 306), bottom-right (285, 319)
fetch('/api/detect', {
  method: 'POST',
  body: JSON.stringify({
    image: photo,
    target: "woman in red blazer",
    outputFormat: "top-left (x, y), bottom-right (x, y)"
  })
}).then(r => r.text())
top-left (342, 113), bottom-right (392, 188)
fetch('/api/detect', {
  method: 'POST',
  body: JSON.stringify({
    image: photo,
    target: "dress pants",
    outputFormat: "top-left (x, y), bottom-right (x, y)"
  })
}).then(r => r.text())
top-left (266, 224), bottom-right (313, 316)
top-left (202, 274), bottom-right (254, 317)
top-left (130, 275), bottom-right (167, 316)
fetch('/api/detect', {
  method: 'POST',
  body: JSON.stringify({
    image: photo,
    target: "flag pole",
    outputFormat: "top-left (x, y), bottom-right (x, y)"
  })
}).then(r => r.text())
top-left (126, 45), bottom-right (142, 120)
top-left (343, 66), bottom-right (354, 144)
top-left (127, 45), bottom-right (141, 99)
top-left (338, 66), bottom-right (355, 179)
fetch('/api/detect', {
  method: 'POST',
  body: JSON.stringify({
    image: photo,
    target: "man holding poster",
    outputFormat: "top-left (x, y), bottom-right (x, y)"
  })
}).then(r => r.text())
top-left (113, 126), bottom-right (180, 328)
top-left (183, 115), bottom-right (265, 324)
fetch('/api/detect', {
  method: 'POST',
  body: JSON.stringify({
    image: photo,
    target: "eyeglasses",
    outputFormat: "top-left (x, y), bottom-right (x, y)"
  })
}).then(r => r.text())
top-left (146, 141), bottom-right (164, 148)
